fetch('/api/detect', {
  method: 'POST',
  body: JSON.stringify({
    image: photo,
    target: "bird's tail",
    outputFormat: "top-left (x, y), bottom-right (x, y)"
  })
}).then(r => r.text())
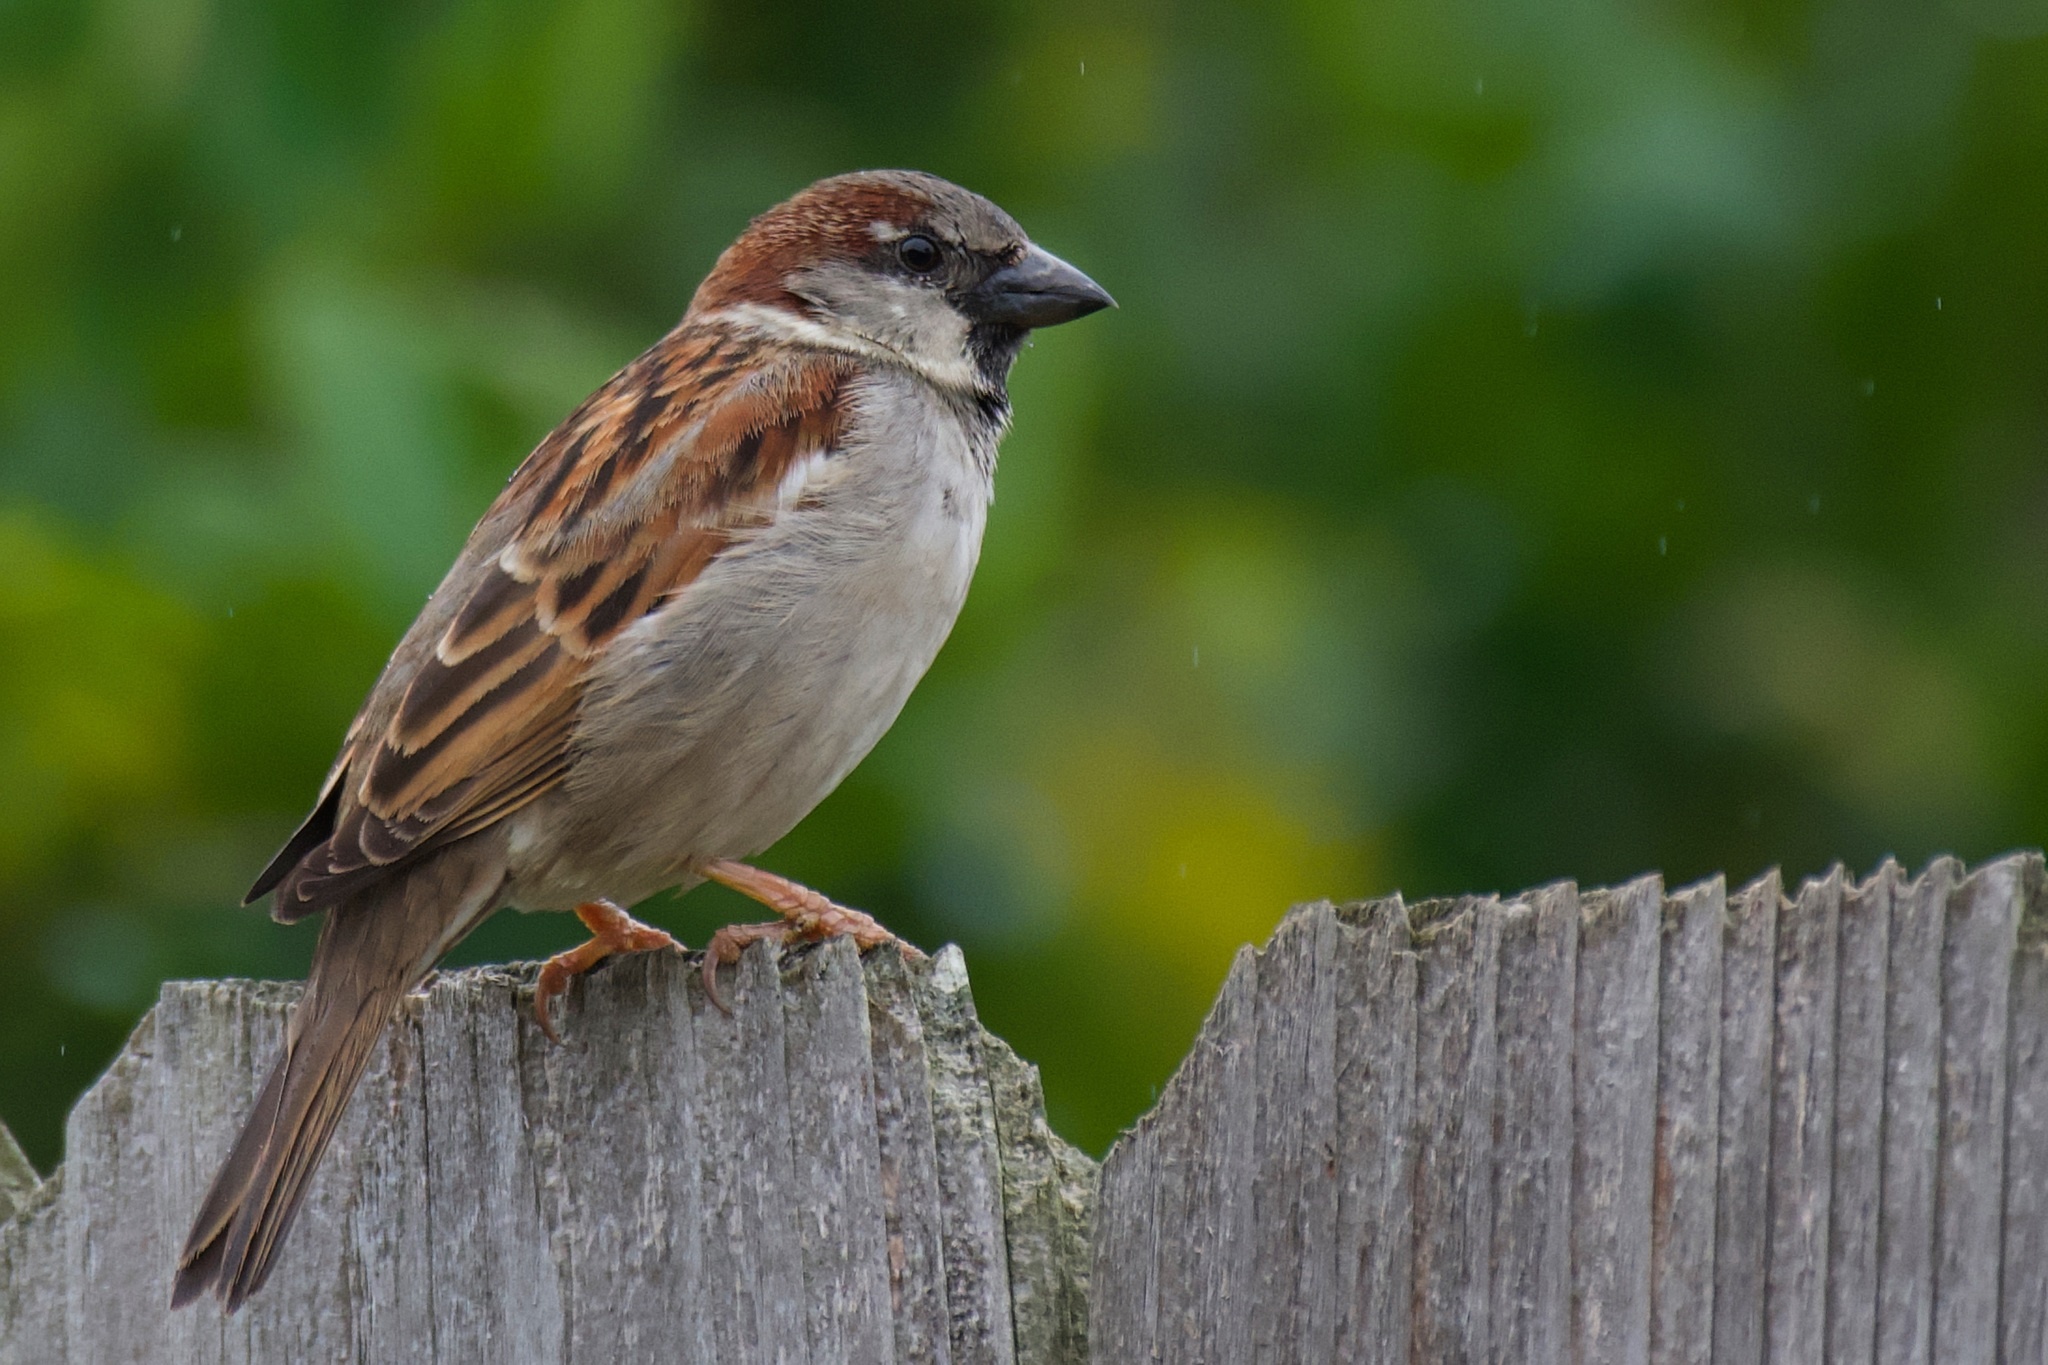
top-left (172, 844), bottom-right (501, 1313)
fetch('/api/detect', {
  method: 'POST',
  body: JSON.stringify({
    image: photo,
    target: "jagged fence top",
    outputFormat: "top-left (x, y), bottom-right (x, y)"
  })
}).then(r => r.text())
top-left (1094, 853), bottom-right (2048, 1365)
top-left (2, 852), bottom-right (2043, 1364)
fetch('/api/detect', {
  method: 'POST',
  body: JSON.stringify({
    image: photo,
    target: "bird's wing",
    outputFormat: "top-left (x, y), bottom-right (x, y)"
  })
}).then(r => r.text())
top-left (253, 326), bottom-right (855, 919)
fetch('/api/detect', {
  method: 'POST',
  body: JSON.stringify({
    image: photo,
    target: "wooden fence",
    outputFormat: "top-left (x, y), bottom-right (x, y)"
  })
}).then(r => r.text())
top-left (0, 943), bottom-right (1094, 1363)
top-left (1, 852), bottom-right (2043, 1362)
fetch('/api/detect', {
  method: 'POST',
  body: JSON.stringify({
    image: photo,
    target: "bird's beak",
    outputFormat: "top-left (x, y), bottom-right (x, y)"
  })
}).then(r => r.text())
top-left (964, 245), bottom-right (1116, 328)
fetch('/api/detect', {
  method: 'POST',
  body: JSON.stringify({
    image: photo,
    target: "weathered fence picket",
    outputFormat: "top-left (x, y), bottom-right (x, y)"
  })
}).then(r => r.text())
top-left (1649, 874), bottom-right (1722, 1365)
top-left (1765, 866), bottom-right (1839, 1361)
top-left (1826, 866), bottom-right (1890, 1365)
top-left (1489, 883), bottom-right (1574, 1365)
top-left (1877, 857), bottom-right (1953, 1365)
top-left (4, 853), bottom-right (2046, 1363)
top-left (2003, 894), bottom-right (2048, 1364)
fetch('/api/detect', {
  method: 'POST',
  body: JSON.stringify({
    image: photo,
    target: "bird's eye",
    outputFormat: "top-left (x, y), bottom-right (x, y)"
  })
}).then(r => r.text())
top-left (897, 234), bottom-right (942, 274)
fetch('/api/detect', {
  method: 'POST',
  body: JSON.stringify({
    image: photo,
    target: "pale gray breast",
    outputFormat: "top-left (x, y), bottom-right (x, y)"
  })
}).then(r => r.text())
top-left (507, 371), bottom-right (995, 907)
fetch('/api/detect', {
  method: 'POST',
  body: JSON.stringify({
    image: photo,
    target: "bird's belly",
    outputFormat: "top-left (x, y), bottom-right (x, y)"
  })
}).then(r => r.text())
top-left (501, 452), bottom-right (987, 909)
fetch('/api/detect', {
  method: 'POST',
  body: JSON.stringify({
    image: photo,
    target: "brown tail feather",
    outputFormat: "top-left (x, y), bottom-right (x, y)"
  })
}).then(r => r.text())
top-left (173, 841), bottom-right (502, 1313)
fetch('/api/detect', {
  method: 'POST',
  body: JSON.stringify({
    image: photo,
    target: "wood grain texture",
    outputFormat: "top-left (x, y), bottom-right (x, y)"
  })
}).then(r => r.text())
top-left (1247, 904), bottom-right (1340, 1362)
top-left (1082, 1089), bottom-right (1155, 1363)
top-left (1167, 947), bottom-right (1260, 1365)
top-left (1572, 874), bottom-right (1662, 1365)
top-left (1410, 894), bottom-right (1503, 1365)
top-left (2001, 855), bottom-right (2048, 1365)
top-left (1650, 875), bottom-right (1723, 1365)
top-left (1825, 862), bottom-right (1893, 1365)
top-left (1933, 854), bottom-right (2025, 1365)
top-left (1876, 857), bottom-right (1956, 1365)
top-left (984, 1027), bottom-right (1096, 1365)
top-left (913, 947), bottom-right (1019, 1363)
top-left (1712, 869), bottom-right (1781, 1365)
top-left (0, 942), bottom-right (1092, 1365)
top-left (1331, 895), bottom-right (1416, 1364)
top-left (1490, 883), bottom-right (1577, 1365)
top-left (864, 948), bottom-right (958, 1363)
top-left (1764, 866), bottom-right (1840, 1362)
top-left (1088, 944), bottom-right (1261, 1365)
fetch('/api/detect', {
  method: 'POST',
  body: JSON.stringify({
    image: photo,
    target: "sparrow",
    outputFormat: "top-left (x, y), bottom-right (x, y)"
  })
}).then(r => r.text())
top-left (172, 169), bottom-right (1112, 1312)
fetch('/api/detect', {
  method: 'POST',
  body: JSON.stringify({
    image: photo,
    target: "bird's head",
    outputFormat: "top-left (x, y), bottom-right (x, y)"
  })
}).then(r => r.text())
top-left (689, 169), bottom-right (1113, 395)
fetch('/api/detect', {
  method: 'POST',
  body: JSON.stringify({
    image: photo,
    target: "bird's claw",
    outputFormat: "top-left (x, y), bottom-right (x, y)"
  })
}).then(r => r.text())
top-left (530, 900), bottom-right (682, 1043)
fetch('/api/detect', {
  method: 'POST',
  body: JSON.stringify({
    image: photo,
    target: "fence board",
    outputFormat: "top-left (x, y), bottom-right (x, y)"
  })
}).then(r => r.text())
top-left (985, 1025), bottom-right (1096, 1364)
top-left (779, 940), bottom-right (895, 1365)
top-left (1182, 948), bottom-right (1260, 1365)
top-left (1712, 870), bottom-right (1781, 1365)
top-left (1651, 875), bottom-right (1724, 1365)
top-left (1765, 866), bottom-right (1841, 1362)
top-left (1489, 883), bottom-right (1577, 1365)
top-left (1573, 875), bottom-right (1662, 1365)
top-left (865, 949), bottom-right (961, 1364)
top-left (1876, 857), bottom-right (1956, 1365)
top-left (1085, 1093), bottom-right (1156, 1361)
top-left (1331, 896), bottom-right (1417, 1364)
top-left (1825, 861), bottom-right (1893, 1365)
top-left (1933, 854), bottom-right (2026, 1365)
top-left (1410, 895), bottom-right (1503, 1364)
top-left (2001, 856), bottom-right (2048, 1365)
top-left (915, 948), bottom-right (1020, 1364)
top-left (1248, 905), bottom-right (1341, 1362)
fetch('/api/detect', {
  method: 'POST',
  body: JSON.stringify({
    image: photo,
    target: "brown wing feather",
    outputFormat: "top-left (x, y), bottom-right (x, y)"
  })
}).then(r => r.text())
top-left (263, 328), bottom-right (854, 919)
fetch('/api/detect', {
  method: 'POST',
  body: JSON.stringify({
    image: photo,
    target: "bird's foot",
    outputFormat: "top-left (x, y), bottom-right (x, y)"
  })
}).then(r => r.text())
top-left (532, 899), bottom-right (682, 1044)
top-left (694, 858), bottom-right (922, 1014)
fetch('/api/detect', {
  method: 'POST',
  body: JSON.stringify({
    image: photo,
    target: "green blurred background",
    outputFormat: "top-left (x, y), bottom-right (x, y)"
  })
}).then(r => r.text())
top-left (5, 0), bottom-right (2048, 1171)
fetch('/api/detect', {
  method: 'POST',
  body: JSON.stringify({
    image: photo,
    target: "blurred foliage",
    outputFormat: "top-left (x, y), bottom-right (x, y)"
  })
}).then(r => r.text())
top-left (4, 0), bottom-right (2048, 1169)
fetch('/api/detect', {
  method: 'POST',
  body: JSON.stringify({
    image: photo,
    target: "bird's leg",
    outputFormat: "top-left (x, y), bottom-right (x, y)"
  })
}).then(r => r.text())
top-left (693, 858), bottom-right (922, 1014)
top-left (532, 899), bottom-right (682, 1044)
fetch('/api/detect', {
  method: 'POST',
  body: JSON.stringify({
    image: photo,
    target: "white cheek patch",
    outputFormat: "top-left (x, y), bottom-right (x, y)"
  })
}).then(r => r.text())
top-left (715, 269), bottom-right (983, 396)
top-left (699, 302), bottom-right (891, 360)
